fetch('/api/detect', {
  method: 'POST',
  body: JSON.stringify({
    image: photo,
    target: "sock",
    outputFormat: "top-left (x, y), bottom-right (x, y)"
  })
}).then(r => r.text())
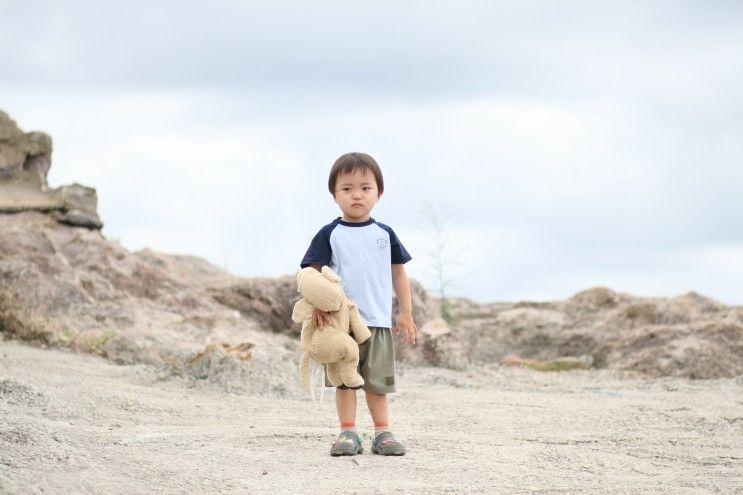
top-left (374, 422), bottom-right (390, 437)
top-left (340, 422), bottom-right (356, 433)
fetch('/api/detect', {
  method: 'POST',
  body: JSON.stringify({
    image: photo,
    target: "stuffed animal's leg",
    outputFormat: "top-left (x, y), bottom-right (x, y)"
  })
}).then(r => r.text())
top-left (338, 339), bottom-right (364, 389)
top-left (308, 333), bottom-right (365, 388)
top-left (326, 363), bottom-right (343, 387)
top-left (338, 352), bottom-right (364, 389)
top-left (327, 358), bottom-right (364, 389)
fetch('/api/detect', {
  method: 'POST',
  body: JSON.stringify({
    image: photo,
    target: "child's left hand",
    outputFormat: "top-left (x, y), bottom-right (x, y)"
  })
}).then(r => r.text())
top-left (395, 311), bottom-right (417, 345)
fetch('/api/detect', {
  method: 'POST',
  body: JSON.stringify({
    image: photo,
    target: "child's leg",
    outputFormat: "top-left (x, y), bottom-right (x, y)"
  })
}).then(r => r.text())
top-left (330, 388), bottom-right (363, 456)
top-left (366, 390), bottom-right (405, 455)
top-left (336, 388), bottom-right (357, 431)
top-left (364, 391), bottom-right (389, 434)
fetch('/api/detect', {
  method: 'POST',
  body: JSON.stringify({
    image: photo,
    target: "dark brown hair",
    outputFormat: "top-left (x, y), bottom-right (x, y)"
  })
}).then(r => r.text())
top-left (328, 152), bottom-right (384, 197)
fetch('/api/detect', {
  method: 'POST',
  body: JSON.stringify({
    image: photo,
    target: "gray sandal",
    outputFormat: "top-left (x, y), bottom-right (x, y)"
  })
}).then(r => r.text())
top-left (371, 431), bottom-right (406, 456)
top-left (330, 431), bottom-right (364, 456)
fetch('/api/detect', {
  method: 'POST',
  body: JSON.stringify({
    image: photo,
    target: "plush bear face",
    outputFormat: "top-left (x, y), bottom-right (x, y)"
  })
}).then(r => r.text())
top-left (296, 266), bottom-right (344, 312)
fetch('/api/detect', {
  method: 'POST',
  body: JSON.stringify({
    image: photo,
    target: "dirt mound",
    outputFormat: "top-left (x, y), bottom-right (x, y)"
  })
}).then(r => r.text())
top-left (0, 378), bottom-right (48, 407)
top-left (440, 288), bottom-right (743, 379)
top-left (170, 341), bottom-right (300, 397)
top-left (0, 211), bottom-right (302, 395)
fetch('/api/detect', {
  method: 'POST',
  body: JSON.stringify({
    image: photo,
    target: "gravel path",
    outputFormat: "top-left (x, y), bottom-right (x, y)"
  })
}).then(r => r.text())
top-left (1, 339), bottom-right (741, 494)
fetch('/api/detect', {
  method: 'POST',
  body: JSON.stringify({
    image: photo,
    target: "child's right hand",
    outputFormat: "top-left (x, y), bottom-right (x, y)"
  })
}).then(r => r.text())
top-left (312, 308), bottom-right (334, 329)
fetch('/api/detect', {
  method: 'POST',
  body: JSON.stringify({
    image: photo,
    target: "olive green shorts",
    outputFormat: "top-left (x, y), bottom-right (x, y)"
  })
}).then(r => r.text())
top-left (325, 327), bottom-right (396, 394)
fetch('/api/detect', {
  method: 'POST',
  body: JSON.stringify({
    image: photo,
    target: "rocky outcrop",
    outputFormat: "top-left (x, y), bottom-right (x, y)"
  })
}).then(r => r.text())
top-left (438, 287), bottom-right (743, 379)
top-left (0, 110), bottom-right (102, 229)
top-left (0, 110), bottom-right (52, 189)
top-left (397, 318), bottom-right (470, 370)
top-left (0, 212), bottom-right (300, 397)
top-left (3, 208), bottom-right (741, 379)
top-left (211, 275), bottom-right (300, 335)
top-left (1, 110), bottom-right (741, 381)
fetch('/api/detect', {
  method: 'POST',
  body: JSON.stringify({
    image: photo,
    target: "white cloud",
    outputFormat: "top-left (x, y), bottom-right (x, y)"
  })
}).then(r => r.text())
top-left (2, 2), bottom-right (742, 305)
top-left (6, 87), bottom-right (741, 304)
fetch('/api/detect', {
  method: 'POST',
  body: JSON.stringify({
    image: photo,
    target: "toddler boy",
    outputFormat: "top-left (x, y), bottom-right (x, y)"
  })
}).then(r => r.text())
top-left (300, 152), bottom-right (417, 456)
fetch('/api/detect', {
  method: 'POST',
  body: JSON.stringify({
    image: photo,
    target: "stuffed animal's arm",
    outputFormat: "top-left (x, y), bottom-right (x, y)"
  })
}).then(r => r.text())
top-left (348, 302), bottom-right (371, 344)
top-left (292, 298), bottom-right (314, 323)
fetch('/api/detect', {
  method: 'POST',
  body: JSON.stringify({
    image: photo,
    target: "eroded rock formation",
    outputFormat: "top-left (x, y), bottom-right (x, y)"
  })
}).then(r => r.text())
top-left (0, 110), bottom-right (102, 229)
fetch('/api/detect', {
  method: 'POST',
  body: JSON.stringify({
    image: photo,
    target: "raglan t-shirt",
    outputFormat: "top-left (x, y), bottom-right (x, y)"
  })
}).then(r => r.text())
top-left (300, 217), bottom-right (412, 328)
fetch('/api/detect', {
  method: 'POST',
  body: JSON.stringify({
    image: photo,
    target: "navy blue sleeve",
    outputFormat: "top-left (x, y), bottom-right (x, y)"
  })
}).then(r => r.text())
top-left (390, 229), bottom-right (412, 264)
top-left (300, 225), bottom-right (333, 268)
top-left (381, 225), bottom-right (412, 264)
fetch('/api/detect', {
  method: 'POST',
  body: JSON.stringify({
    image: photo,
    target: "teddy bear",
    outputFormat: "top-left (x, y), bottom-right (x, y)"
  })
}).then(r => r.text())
top-left (292, 266), bottom-right (371, 392)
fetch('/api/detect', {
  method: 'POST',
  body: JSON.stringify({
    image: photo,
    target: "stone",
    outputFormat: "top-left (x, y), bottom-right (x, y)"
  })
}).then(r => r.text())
top-left (0, 109), bottom-right (102, 229)
top-left (0, 110), bottom-right (53, 189)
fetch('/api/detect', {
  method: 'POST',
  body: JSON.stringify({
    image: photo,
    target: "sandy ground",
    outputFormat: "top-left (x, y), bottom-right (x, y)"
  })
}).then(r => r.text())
top-left (1, 339), bottom-right (742, 494)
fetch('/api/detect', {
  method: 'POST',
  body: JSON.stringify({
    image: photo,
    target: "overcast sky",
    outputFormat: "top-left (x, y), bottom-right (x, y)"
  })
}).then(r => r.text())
top-left (2, 1), bottom-right (742, 304)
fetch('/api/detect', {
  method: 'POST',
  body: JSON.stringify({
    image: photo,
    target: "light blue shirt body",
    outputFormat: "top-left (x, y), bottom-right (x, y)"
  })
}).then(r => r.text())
top-left (301, 217), bottom-right (412, 328)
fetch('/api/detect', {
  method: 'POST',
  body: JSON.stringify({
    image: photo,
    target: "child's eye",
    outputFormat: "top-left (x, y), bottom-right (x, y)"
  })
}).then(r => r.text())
top-left (342, 187), bottom-right (351, 192)
top-left (363, 187), bottom-right (372, 191)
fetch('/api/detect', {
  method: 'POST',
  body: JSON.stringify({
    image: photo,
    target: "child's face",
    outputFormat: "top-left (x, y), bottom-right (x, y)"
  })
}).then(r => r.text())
top-left (332, 168), bottom-right (381, 222)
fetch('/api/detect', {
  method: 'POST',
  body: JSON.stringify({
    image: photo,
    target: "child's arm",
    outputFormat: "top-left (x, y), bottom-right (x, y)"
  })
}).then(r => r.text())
top-left (392, 263), bottom-right (417, 345)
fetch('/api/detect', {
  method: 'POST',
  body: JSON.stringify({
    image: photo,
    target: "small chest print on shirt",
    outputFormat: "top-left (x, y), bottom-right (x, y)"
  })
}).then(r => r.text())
top-left (377, 238), bottom-right (388, 248)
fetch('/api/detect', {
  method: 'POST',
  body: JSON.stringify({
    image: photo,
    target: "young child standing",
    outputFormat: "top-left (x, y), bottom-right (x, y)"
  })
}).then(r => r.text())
top-left (300, 152), bottom-right (417, 456)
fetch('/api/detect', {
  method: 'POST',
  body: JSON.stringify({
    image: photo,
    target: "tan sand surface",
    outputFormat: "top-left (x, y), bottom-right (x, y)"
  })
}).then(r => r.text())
top-left (1, 339), bottom-right (741, 494)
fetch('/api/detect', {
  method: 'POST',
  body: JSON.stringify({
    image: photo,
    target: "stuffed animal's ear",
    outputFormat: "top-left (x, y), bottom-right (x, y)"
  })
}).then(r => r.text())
top-left (292, 299), bottom-right (314, 323)
top-left (296, 267), bottom-right (315, 294)
top-left (321, 266), bottom-right (341, 283)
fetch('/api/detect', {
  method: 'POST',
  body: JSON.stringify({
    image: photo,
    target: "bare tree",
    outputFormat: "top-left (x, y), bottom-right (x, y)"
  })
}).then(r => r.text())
top-left (421, 201), bottom-right (462, 324)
